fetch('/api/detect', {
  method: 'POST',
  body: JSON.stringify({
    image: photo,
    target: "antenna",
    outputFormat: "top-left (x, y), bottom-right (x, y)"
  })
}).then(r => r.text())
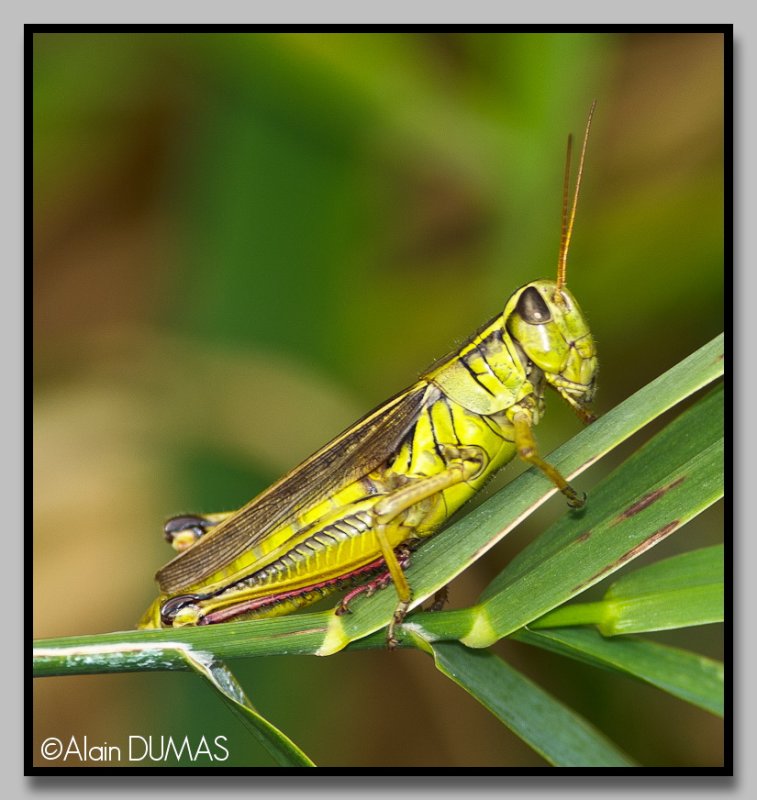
top-left (555, 100), bottom-right (596, 295)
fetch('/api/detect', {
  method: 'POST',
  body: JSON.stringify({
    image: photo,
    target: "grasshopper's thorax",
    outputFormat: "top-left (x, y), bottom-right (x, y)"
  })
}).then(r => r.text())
top-left (429, 279), bottom-right (596, 422)
top-left (505, 279), bottom-right (597, 421)
top-left (428, 315), bottom-right (529, 415)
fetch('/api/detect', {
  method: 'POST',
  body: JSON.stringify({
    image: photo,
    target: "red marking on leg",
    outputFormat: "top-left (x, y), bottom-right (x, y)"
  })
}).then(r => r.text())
top-left (335, 547), bottom-right (413, 615)
top-left (336, 571), bottom-right (393, 615)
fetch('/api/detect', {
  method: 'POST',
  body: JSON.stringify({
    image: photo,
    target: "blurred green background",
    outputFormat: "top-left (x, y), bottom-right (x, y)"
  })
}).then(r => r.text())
top-left (33, 32), bottom-right (725, 767)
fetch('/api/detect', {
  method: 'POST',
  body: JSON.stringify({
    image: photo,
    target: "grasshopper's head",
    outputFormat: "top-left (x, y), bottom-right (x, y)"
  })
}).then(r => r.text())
top-left (505, 279), bottom-right (597, 422)
top-left (504, 102), bottom-right (599, 422)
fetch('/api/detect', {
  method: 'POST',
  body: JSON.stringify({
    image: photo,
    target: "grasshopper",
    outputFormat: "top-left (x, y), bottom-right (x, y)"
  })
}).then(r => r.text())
top-left (140, 104), bottom-right (598, 647)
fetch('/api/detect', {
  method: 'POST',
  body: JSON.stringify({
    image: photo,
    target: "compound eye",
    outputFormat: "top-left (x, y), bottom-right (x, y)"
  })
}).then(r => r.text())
top-left (516, 287), bottom-right (552, 324)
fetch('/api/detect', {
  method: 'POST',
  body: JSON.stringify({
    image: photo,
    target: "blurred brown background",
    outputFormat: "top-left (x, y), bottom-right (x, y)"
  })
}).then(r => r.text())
top-left (33, 31), bottom-right (725, 767)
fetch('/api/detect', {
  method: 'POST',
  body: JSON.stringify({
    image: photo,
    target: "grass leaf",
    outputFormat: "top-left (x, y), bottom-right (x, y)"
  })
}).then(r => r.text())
top-left (427, 640), bottom-right (635, 766)
top-left (457, 384), bottom-right (723, 647)
top-left (516, 627), bottom-right (724, 717)
top-left (180, 651), bottom-right (315, 766)
top-left (531, 545), bottom-right (724, 634)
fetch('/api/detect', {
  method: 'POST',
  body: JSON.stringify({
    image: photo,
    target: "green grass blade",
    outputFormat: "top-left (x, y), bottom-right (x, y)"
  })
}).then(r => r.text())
top-left (33, 618), bottom-right (338, 676)
top-left (181, 652), bottom-right (315, 767)
top-left (457, 384), bottom-right (723, 647)
top-left (427, 640), bottom-right (635, 766)
top-left (605, 543), bottom-right (724, 598)
top-left (516, 627), bottom-right (724, 717)
top-left (532, 545), bottom-right (724, 634)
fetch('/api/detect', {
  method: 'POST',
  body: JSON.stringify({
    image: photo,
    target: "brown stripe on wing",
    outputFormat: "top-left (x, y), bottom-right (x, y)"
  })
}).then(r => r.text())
top-left (157, 381), bottom-right (437, 593)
